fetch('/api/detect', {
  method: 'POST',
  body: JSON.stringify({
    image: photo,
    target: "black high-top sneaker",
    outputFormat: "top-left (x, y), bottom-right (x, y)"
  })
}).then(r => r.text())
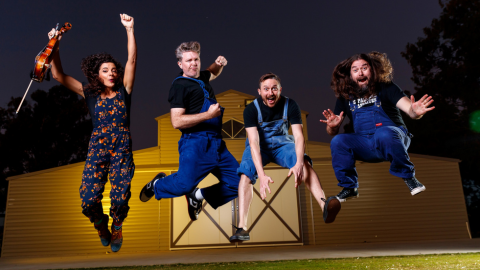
top-left (336, 188), bottom-right (359, 203)
top-left (403, 177), bottom-right (426, 195)
top-left (139, 172), bottom-right (166, 202)
top-left (185, 188), bottom-right (203, 221)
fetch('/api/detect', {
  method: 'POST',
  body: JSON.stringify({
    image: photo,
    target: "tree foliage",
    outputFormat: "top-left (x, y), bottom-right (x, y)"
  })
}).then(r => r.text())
top-left (0, 85), bottom-right (91, 212)
top-left (401, 0), bottom-right (480, 236)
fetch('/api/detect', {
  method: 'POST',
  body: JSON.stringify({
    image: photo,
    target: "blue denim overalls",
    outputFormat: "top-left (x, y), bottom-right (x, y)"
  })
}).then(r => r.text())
top-left (237, 97), bottom-right (311, 184)
top-left (153, 76), bottom-right (240, 209)
top-left (81, 88), bottom-right (134, 224)
top-left (330, 96), bottom-right (415, 188)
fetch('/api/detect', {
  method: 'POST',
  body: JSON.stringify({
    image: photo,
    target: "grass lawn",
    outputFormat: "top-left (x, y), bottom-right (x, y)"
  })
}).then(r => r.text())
top-left (54, 253), bottom-right (480, 269)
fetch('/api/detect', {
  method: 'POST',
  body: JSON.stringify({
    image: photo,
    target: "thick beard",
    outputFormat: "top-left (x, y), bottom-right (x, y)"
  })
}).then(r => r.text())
top-left (355, 84), bottom-right (369, 98)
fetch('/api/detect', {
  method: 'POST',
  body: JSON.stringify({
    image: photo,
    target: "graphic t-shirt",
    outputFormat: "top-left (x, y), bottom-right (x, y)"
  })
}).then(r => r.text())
top-left (333, 82), bottom-right (407, 129)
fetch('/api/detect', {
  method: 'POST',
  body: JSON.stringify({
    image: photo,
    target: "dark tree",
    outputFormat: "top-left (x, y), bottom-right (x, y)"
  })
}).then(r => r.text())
top-left (0, 85), bottom-right (91, 213)
top-left (401, 0), bottom-right (480, 237)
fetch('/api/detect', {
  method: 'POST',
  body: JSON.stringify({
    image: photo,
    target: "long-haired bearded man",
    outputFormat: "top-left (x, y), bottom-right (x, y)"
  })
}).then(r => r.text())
top-left (321, 52), bottom-right (435, 206)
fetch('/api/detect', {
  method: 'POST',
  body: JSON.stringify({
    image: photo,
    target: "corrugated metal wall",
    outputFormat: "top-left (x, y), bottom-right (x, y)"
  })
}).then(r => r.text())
top-left (2, 148), bottom-right (171, 257)
top-left (299, 143), bottom-right (470, 245)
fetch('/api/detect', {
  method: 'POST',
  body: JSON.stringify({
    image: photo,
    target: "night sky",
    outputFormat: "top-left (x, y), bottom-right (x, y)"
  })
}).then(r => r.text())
top-left (2, 1), bottom-right (442, 151)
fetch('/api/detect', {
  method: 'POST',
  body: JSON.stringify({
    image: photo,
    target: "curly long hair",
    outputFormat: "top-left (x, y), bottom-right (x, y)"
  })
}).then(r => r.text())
top-left (80, 53), bottom-right (124, 94)
top-left (331, 52), bottom-right (393, 99)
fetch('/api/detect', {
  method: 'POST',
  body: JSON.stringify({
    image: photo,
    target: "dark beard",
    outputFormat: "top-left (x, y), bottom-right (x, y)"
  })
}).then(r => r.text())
top-left (355, 84), bottom-right (369, 98)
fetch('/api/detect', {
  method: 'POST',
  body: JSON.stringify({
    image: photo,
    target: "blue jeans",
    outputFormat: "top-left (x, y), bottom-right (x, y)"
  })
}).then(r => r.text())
top-left (237, 140), bottom-right (312, 185)
top-left (153, 132), bottom-right (240, 209)
top-left (331, 126), bottom-right (414, 189)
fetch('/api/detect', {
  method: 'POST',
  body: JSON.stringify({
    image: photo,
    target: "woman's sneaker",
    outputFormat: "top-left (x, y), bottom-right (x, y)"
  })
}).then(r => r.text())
top-left (403, 177), bottom-right (426, 195)
top-left (336, 188), bottom-right (359, 203)
top-left (110, 224), bottom-right (123, 252)
top-left (139, 172), bottom-right (166, 202)
top-left (94, 214), bottom-right (111, 247)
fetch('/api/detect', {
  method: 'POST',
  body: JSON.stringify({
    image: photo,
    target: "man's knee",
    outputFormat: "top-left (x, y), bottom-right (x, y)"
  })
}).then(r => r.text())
top-left (239, 174), bottom-right (253, 187)
top-left (330, 134), bottom-right (349, 151)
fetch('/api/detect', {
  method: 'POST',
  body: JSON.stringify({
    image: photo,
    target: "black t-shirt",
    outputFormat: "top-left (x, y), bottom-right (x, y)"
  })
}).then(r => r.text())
top-left (333, 82), bottom-right (407, 128)
top-left (168, 70), bottom-right (216, 114)
top-left (244, 96), bottom-right (302, 128)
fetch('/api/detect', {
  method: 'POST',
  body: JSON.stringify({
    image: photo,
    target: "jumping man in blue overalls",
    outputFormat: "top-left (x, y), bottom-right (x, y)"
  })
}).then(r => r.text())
top-left (321, 52), bottom-right (435, 208)
top-left (230, 73), bottom-right (341, 242)
top-left (140, 41), bottom-right (240, 221)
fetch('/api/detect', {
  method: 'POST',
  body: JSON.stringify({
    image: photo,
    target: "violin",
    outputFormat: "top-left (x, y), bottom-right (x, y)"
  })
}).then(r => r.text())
top-left (16, 22), bottom-right (72, 113)
top-left (32, 22), bottom-right (72, 82)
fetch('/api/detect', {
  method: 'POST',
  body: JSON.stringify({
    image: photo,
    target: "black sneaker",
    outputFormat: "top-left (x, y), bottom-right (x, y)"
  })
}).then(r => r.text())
top-left (322, 196), bottom-right (341, 223)
top-left (336, 188), bottom-right (359, 202)
top-left (229, 226), bottom-right (250, 242)
top-left (185, 188), bottom-right (203, 221)
top-left (403, 177), bottom-right (426, 195)
top-left (139, 172), bottom-right (166, 202)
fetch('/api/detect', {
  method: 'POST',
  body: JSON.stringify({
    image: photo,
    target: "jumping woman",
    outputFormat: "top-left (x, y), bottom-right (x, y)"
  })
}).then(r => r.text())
top-left (49, 14), bottom-right (137, 252)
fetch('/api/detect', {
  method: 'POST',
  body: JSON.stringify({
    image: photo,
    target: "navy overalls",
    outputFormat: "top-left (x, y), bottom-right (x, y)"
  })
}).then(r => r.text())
top-left (330, 96), bottom-right (414, 189)
top-left (237, 97), bottom-right (312, 184)
top-left (80, 87), bottom-right (134, 224)
top-left (153, 77), bottom-right (240, 209)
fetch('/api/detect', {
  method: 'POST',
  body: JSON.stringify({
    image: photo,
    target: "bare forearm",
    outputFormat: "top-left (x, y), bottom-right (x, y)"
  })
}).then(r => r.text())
top-left (50, 43), bottom-right (83, 97)
top-left (126, 28), bottom-right (136, 63)
top-left (206, 62), bottom-right (223, 77)
top-left (123, 27), bottom-right (137, 93)
top-left (294, 137), bottom-right (305, 167)
top-left (250, 140), bottom-right (266, 177)
top-left (50, 44), bottom-right (64, 80)
top-left (171, 112), bottom-right (211, 129)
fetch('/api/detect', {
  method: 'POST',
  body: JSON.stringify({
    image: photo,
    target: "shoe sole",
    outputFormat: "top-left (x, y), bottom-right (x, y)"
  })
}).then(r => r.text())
top-left (411, 185), bottom-right (426, 196)
top-left (336, 194), bottom-right (359, 203)
top-left (324, 197), bottom-right (341, 224)
top-left (229, 235), bottom-right (250, 242)
top-left (139, 184), bottom-right (154, 202)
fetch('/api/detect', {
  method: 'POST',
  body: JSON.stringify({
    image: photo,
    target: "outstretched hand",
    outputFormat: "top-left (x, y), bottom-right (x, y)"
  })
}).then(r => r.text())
top-left (120, 13), bottom-right (134, 29)
top-left (320, 109), bottom-right (344, 128)
top-left (411, 94), bottom-right (435, 118)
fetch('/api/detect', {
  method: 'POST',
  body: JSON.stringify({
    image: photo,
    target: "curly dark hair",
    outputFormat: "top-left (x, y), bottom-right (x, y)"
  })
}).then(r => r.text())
top-left (331, 52), bottom-right (393, 100)
top-left (80, 53), bottom-right (124, 94)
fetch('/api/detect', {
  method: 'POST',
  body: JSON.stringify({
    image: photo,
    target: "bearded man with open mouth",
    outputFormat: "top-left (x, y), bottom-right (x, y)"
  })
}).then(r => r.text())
top-left (320, 52), bottom-right (435, 209)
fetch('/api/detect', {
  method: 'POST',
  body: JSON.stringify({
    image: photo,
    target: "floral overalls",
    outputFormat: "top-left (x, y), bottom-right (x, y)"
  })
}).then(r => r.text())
top-left (80, 87), bottom-right (134, 224)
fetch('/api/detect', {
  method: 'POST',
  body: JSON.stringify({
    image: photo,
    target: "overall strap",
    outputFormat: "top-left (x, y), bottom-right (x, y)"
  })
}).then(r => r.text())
top-left (172, 76), bottom-right (208, 98)
top-left (348, 96), bottom-right (356, 111)
top-left (253, 99), bottom-right (263, 124)
top-left (282, 97), bottom-right (289, 122)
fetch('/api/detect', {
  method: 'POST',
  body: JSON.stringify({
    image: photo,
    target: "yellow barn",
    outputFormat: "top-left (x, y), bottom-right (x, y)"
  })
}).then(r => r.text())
top-left (2, 89), bottom-right (470, 257)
